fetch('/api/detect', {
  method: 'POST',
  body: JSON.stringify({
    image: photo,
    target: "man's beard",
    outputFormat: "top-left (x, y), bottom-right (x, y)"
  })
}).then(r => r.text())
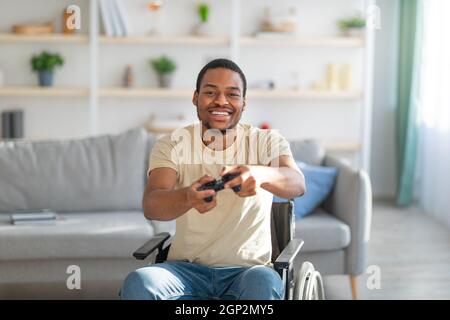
top-left (204, 122), bottom-right (235, 134)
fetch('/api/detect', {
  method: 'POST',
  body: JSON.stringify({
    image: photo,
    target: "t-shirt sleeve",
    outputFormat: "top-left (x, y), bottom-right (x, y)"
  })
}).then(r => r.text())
top-left (147, 135), bottom-right (179, 176)
top-left (258, 129), bottom-right (294, 166)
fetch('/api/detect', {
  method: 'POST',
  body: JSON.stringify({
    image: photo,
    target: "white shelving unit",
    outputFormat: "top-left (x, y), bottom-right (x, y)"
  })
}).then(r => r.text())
top-left (99, 35), bottom-right (230, 45)
top-left (0, 33), bottom-right (89, 43)
top-left (0, 0), bottom-right (374, 167)
top-left (0, 86), bottom-right (362, 99)
top-left (0, 86), bottom-right (88, 97)
top-left (99, 87), bottom-right (194, 98)
top-left (239, 36), bottom-right (364, 47)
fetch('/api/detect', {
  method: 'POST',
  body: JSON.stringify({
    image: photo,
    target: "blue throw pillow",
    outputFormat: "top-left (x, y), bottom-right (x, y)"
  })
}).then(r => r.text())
top-left (273, 161), bottom-right (338, 219)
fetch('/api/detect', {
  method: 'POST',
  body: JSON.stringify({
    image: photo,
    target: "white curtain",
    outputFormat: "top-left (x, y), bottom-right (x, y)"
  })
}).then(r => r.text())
top-left (416, 0), bottom-right (450, 227)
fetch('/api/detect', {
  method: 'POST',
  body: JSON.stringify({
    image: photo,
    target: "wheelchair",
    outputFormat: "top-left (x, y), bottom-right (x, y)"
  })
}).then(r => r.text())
top-left (133, 200), bottom-right (325, 300)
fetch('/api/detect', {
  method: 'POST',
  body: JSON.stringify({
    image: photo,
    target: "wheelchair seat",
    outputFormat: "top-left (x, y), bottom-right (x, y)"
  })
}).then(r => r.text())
top-left (133, 200), bottom-right (325, 300)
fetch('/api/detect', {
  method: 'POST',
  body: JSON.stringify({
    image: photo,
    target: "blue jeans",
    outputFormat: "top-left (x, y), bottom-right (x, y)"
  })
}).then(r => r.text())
top-left (120, 261), bottom-right (284, 300)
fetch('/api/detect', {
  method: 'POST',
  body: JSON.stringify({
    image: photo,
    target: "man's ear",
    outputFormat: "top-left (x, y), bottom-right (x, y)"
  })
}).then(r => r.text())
top-left (192, 91), bottom-right (199, 106)
top-left (242, 99), bottom-right (246, 111)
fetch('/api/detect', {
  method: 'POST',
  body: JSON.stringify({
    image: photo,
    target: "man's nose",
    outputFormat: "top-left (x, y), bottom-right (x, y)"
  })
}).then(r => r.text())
top-left (214, 93), bottom-right (229, 105)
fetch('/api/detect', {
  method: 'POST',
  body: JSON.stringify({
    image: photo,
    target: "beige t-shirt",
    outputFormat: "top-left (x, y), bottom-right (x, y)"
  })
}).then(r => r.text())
top-left (147, 122), bottom-right (294, 267)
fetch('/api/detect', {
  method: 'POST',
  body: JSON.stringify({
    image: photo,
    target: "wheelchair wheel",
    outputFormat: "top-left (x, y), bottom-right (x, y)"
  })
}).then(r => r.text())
top-left (293, 261), bottom-right (325, 300)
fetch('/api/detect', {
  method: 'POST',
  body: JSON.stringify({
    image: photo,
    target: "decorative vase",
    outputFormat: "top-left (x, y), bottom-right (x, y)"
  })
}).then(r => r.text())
top-left (158, 73), bottom-right (173, 88)
top-left (38, 70), bottom-right (54, 87)
top-left (0, 68), bottom-right (4, 86)
top-left (123, 65), bottom-right (134, 88)
top-left (63, 9), bottom-right (76, 34)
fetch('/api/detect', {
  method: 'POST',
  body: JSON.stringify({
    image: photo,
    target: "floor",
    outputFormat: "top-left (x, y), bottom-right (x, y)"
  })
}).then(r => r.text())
top-left (324, 200), bottom-right (450, 300)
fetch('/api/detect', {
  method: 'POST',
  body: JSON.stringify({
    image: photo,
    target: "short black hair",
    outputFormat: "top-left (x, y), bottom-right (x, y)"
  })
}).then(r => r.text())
top-left (196, 58), bottom-right (247, 98)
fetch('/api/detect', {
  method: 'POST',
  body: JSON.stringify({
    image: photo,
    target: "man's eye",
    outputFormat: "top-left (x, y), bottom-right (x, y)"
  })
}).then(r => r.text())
top-left (228, 93), bottom-right (240, 97)
top-left (204, 92), bottom-right (215, 95)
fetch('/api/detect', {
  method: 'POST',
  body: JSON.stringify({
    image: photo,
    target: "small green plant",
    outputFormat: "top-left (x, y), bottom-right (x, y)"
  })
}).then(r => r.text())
top-left (198, 3), bottom-right (209, 23)
top-left (338, 17), bottom-right (366, 31)
top-left (150, 55), bottom-right (176, 74)
top-left (31, 51), bottom-right (64, 72)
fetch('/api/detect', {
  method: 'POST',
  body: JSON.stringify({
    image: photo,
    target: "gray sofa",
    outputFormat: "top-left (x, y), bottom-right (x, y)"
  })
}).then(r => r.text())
top-left (289, 141), bottom-right (372, 299)
top-left (0, 128), bottom-right (372, 299)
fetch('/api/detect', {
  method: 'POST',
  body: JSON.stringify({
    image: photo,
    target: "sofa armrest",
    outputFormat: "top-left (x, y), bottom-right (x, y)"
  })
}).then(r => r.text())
top-left (322, 154), bottom-right (373, 275)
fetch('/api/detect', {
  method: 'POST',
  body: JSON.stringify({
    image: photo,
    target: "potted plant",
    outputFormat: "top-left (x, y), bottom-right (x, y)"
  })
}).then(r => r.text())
top-left (150, 55), bottom-right (176, 88)
top-left (338, 16), bottom-right (365, 37)
top-left (193, 3), bottom-right (211, 36)
top-left (31, 51), bottom-right (64, 87)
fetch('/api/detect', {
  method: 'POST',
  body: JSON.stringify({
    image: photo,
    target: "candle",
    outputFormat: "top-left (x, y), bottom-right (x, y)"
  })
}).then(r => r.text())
top-left (339, 64), bottom-right (353, 91)
top-left (326, 63), bottom-right (339, 92)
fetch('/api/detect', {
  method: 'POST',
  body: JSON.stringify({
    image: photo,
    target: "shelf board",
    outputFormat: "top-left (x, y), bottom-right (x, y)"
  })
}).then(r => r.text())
top-left (0, 33), bottom-right (89, 43)
top-left (0, 33), bottom-right (362, 47)
top-left (0, 86), bottom-right (89, 97)
top-left (248, 89), bottom-right (362, 99)
top-left (99, 87), bottom-right (193, 98)
top-left (146, 126), bottom-right (179, 134)
top-left (240, 36), bottom-right (364, 47)
top-left (322, 141), bottom-right (361, 152)
top-left (99, 35), bottom-right (229, 45)
top-left (99, 87), bottom-right (362, 99)
top-left (0, 87), bottom-right (361, 100)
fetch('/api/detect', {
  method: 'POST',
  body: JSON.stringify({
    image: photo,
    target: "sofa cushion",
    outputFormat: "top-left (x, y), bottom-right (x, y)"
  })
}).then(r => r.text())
top-left (295, 208), bottom-right (350, 252)
top-left (144, 133), bottom-right (158, 179)
top-left (273, 161), bottom-right (338, 218)
top-left (288, 139), bottom-right (325, 166)
top-left (0, 128), bottom-right (148, 213)
top-left (0, 211), bottom-right (154, 261)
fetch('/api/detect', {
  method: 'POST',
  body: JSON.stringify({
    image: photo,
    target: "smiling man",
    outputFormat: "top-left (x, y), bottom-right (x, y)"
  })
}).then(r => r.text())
top-left (120, 58), bottom-right (305, 300)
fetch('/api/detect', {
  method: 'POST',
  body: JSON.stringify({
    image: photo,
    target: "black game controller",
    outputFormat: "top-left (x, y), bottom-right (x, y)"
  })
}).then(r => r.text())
top-left (198, 172), bottom-right (242, 203)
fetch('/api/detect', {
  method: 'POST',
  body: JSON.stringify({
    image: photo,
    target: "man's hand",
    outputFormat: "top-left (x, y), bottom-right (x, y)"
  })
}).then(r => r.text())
top-left (187, 174), bottom-right (218, 213)
top-left (221, 165), bottom-right (262, 197)
top-left (220, 156), bottom-right (306, 200)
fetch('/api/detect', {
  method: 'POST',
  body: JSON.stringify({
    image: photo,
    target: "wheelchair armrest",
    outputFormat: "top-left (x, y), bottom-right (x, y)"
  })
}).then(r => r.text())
top-left (273, 238), bottom-right (304, 271)
top-left (133, 232), bottom-right (171, 260)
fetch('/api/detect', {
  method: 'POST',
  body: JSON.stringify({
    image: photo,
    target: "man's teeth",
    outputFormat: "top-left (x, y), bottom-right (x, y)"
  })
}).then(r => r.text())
top-left (211, 111), bottom-right (229, 115)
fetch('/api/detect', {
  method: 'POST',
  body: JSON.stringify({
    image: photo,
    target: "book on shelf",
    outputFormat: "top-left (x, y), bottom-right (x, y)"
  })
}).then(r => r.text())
top-left (1, 111), bottom-right (11, 139)
top-left (12, 218), bottom-right (61, 226)
top-left (99, 0), bottom-right (115, 36)
top-left (115, 0), bottom-right (133, 36)
top-left (253, 31), bottom-right (297, 39)
top-left (1, 110), bottom-right (23, 139)
top-left (109, 0), bottom-right (124, 37)
top-left (99, 0), bottom-right (132, 37)
top-left (11, 110), bottom-right (23, 139)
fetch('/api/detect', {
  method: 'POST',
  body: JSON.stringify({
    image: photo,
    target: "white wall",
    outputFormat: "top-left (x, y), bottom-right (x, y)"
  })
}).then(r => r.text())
top-left (0, 0), bottom-right (366, 166)
top-left (370, 0), bottom-right (399, 199)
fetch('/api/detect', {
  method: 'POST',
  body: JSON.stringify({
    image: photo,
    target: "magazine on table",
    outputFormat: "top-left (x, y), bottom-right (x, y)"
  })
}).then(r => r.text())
top-left (10, 209), bottom-right (60, 225)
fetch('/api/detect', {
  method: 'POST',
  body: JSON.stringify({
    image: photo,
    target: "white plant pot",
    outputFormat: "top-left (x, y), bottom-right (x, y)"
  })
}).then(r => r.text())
top-left (193, 22), bottom-right (212, 36)
top-left (344, 28), bottom-right (364, 37)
